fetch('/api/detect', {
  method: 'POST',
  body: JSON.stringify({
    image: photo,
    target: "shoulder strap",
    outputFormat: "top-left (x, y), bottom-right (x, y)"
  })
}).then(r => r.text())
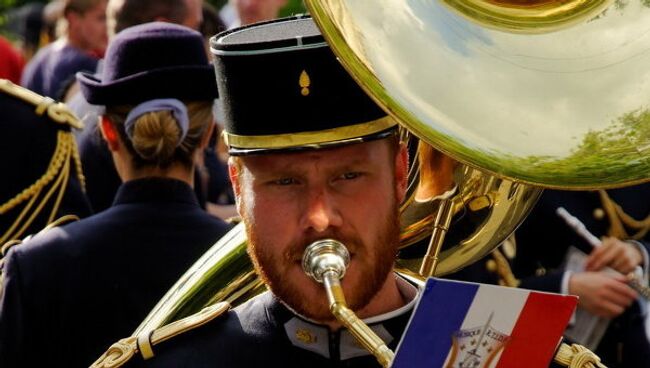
top-left (91, 302), bottom-right (231, 368)
top-left (0, 79), bottom-right (82, 129)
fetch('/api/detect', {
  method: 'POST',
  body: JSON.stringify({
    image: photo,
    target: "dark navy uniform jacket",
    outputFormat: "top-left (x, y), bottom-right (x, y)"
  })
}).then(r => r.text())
top-left (127, 285), bottom-right (417, 368)
top-left (0, 178), bottom-right (232, 368)
top-left (513, 183), bottom-right (650, 368)
top-left (0, 171), bottom-right (92, 242)
top-left (77, 126), bottom-right (123, 213)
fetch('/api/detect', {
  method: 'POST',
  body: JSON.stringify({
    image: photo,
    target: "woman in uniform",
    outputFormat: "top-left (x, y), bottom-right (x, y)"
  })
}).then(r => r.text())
top-left (0, 22), bottom-right (231, 368)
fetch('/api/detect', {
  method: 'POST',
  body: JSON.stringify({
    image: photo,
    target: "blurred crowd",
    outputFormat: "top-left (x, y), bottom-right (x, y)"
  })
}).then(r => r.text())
top-left (0, 0), bottom-right (292, 221)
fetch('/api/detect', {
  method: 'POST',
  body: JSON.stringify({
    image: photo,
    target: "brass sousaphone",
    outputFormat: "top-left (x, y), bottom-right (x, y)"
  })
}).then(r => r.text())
top-left (125, 0), bottom-right (649, 365)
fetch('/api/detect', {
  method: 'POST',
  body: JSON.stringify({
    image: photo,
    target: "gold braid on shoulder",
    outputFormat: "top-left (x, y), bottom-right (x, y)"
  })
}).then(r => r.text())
top-left (598, 190), bottom-right (650, 240)
top-left (0, 79), bottom-right (85, 246)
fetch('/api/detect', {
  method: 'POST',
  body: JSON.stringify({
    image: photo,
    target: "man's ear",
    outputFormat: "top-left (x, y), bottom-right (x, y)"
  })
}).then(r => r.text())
top-left (228, 158), bottom-right (243, 213)
top-left (99, 116), bottom-right (120, 151)
top-left (394, 143), bottom-right (409, 204)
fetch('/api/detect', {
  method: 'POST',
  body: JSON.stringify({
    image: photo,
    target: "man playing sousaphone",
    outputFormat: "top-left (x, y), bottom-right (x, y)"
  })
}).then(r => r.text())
top-left (96, 16), bottom-right (416, 368)
top-left (95, 17), bottom-right (592, 368)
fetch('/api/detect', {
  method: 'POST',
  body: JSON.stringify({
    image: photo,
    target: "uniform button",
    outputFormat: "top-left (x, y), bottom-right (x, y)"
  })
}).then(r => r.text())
top-left (593, 208), bottom-right (605, 220)
top-left (486, 260), bottom-right (497, 273)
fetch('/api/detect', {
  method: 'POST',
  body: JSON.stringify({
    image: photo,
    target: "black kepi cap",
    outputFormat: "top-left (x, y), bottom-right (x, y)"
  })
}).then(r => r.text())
top-left (210, 16), bottom-right (397, 156)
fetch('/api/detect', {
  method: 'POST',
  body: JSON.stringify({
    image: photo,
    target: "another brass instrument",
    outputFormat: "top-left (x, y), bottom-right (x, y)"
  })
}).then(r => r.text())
top-left (130, 0), bottom-right (649, 366)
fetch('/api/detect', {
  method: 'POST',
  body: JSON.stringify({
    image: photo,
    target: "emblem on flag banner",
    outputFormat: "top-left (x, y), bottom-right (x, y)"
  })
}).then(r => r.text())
top-left (447, 313), bottom-right (509, 368)
top-left (392, 278), bottom-right (578, 368)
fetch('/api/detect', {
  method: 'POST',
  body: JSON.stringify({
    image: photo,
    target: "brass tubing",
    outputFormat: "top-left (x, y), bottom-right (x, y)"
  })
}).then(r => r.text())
top-left (322, 270), bottom-right (395, 367)
top-left (419, 198), bottom-right (454, 276)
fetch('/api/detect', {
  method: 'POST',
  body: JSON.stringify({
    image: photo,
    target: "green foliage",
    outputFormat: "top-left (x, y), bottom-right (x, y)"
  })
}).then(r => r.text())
top-left (0, 0), bottom-right (46, 32)
top-left (0, 0), bottom-right (46, 14)
top-left (205, 0), bottom-right (307, 18)
top-left (205, 0), bottom-right (228, 9)
top-left (280, 0), bottom-right (307, 17)
top-left (496, 108), bottom-right (650, 185)
top-left (0, 0), bottom-right (15, 23)
top-left (0, 0), bottom-right (16, 13)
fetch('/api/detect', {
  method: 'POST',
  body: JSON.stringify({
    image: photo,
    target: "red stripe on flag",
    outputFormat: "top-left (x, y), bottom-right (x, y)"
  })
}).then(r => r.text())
top-left (496, 292), bottom-right (577, 368)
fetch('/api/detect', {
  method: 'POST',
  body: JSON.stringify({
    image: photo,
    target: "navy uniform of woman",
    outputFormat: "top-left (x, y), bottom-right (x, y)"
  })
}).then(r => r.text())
top-left (0, 23), bottom-right (231, 368)
top-left (513, 185), bottom-right (650, 367)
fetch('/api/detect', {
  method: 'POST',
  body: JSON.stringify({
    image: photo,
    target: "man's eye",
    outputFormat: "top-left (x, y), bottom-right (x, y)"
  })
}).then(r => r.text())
top-left (274, 178), bottom-right (296, 185)
top-left (340, 172), bottom-right (361, 180)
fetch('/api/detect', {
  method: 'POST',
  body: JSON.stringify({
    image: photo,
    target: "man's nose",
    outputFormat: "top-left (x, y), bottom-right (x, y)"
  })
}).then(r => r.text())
top-left (302, 189), bottom-right (343, 232)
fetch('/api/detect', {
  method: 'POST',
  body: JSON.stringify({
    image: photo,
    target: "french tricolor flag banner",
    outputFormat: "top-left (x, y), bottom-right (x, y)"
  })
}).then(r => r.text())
top-left (392, 278), bottom-right (578, 368)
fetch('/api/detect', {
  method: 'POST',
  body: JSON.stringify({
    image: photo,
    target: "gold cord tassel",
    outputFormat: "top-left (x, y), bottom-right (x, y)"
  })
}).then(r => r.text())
top-left (554, 343), bottom-right (607, 368)
top-left (0, 79), bottom-right (86, 255)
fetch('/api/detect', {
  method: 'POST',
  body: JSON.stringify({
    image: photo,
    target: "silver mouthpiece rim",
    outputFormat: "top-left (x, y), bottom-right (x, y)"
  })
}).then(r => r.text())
top-left (302, 239), bottom-right (350, 283)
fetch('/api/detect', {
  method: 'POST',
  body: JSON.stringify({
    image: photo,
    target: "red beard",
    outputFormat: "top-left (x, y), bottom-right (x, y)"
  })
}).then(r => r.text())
top-left (245, 199), bottom-right (401, 322)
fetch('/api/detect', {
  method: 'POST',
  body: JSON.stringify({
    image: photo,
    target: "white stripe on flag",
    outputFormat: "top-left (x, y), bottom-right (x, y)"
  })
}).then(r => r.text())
top-left (443, 284), bottom-right (530, 367)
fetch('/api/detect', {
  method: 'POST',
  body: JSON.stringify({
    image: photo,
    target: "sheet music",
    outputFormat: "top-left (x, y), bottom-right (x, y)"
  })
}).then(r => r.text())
top-left (562, 246), bottom-right (611, 349)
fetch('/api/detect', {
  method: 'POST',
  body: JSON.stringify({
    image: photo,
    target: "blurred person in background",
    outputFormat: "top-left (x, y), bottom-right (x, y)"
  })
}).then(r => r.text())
top-left (196, 1), bottom-right (237, 220)
top-left (71, 0), bottom-right (205, 214)
top-left (513, 186), bottom-right (650, 367)
top-left (219, 0), bottom-right (287, 28)
top-left (4, 2), bottom-right (61, 63)
top-left (0, 37), bottom-right (25, 83)
top-left (108, 0), bottom-right (203, 37)
top-left (20, 0), bottom-right (108, 100)
top-left (199, 1), bottom-right (226, 55)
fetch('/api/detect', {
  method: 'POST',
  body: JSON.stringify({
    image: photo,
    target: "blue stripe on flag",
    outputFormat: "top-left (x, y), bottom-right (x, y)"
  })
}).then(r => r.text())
top-left (392, 278), bottom-right (479, 368)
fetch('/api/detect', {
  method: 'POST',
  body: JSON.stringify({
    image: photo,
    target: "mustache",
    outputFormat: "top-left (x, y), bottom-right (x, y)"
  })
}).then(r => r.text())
top-left (283, 231), bottom-right (362, 262)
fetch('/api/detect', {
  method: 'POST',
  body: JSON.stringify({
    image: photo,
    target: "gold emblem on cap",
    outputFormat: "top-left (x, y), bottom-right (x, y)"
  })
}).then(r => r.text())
top-left (296, 328), bottom-right (317, 344)
top-left (299, 70), bottom-right (311, 96)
